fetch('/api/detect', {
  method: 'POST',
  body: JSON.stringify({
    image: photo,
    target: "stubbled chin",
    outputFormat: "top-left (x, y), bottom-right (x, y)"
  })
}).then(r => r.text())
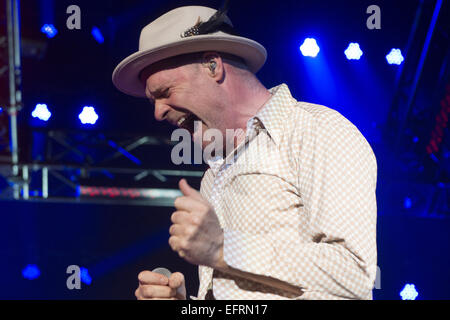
top-left (192, 121), bottom-right (207, 146)
top-left (192, 121), bottom-right (225, 152)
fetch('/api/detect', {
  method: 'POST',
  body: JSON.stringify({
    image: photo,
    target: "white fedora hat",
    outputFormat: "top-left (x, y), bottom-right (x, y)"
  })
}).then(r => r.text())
top-left (112, 5), bottom-right (267, 97)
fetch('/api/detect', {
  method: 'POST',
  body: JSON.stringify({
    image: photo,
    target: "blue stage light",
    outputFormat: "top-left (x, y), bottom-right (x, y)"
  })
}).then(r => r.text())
top-left (80, 267), bottom-right (92, 285)
top-left (404, 197), bottom-right (412, 209)
top-left (400, 284), bottom-right (418, 300)
top-left (79, 106), bottom-right (99, 125)
top-left (91, 27), bottom-right (104, 44)
top-left (386, 48), bottom-right (404, 65)
top-left (300, 38), bottom-right (320, 58)
top-left (41, 24), bottom-right (58, 38)
top-left (22, 264), bottom-right (40, 280)
top-left (344, 43), bottom-right (363, 60)
top-left (32, 103), bottom-right (52, 121)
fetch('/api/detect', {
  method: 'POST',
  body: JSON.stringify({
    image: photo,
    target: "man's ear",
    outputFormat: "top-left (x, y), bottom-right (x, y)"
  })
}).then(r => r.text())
top-left (201, 51), bottom-right (224, 82)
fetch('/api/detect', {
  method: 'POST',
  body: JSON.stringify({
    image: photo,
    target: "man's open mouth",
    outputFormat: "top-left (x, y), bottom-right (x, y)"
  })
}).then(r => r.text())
top-left (177, 113), bottom-right (201, 134)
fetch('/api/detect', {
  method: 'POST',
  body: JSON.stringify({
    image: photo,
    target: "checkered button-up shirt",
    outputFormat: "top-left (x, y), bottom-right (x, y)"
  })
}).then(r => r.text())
top-left (194, 84), bottom-right (378, 300)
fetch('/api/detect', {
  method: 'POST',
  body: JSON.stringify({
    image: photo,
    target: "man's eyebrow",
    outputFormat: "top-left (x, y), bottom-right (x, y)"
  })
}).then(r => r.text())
top-left (151, 87), bottom-right (166, 95)
top-left (146, 86), bottom-right (164, 103)
top-left (150, 84), bottom-right (171, 99)
top-left (145, 86), bottom-right (154, 102)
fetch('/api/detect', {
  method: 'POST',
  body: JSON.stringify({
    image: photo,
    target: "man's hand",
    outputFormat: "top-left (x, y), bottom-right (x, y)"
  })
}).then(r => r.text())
top-left (135, 270), bottom-right (186, 300)
top-left (169, 179), bottom-right (225, 269)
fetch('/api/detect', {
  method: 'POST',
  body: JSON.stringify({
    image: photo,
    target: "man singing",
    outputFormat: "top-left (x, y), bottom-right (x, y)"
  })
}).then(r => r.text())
top-left (112, 5), bottom-right (378, 300)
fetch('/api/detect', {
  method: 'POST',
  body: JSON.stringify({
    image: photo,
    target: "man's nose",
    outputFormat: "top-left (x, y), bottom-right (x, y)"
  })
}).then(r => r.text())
top-left (154, 101), bottom-right (170, 121)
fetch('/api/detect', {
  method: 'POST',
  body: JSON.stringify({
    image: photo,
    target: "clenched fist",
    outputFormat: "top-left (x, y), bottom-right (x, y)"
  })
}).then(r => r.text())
top-left (169, 179), bottom-right (225, 269)
top-left (135, 270), bottom-right (186, 300)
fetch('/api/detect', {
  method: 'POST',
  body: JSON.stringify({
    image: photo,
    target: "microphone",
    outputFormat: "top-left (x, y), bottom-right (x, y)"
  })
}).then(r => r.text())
top-left (152, 267), bottom-right (172, 279)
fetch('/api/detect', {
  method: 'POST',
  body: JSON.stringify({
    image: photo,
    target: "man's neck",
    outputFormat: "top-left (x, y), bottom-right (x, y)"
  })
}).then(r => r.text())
top-left (219, 85), bottom-right (272, 158)
top-left (224, 80), bottom-right (272, 132)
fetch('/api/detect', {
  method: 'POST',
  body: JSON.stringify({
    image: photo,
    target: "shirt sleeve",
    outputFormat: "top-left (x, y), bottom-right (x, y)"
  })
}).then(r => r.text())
top-left (222, 118), bottom-right (378, 299)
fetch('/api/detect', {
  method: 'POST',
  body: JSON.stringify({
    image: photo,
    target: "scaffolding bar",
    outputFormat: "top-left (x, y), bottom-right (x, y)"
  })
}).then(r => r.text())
top-left (6, 0), bottom-right (23, 199)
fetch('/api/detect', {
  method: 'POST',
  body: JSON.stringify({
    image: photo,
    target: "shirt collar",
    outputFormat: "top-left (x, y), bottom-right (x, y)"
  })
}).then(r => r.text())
top-left (251, 83), bottom-right (297, 146)
top-left (206, 83), bottom-right (297, 170)
top-left (206, 155), bottom-right (224, 173)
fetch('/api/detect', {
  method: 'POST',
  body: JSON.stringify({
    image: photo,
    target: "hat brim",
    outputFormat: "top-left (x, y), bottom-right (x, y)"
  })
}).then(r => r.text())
top-left (112, 34), bottom-right (267, 98)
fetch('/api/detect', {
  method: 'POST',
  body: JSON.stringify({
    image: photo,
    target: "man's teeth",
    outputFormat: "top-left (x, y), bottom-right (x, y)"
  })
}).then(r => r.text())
top-left (177, 117), bottom-right (186, 126)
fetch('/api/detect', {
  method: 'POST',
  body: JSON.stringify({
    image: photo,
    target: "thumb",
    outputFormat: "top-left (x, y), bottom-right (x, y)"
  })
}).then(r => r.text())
top-left (179, 179), bottom-right (203, 201)
top-left (168, 272), bottom-right (185, 289)
top-left (169, 272), bottom-right (186, 299)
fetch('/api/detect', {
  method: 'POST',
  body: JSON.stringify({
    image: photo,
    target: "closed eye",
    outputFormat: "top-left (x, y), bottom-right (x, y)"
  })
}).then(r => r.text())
top-left (152, 88), bottom-right (170, 101)
top-left (147, 87), bottom-right (170, 105)
top-left (161, 88), bottom-right (170, 98)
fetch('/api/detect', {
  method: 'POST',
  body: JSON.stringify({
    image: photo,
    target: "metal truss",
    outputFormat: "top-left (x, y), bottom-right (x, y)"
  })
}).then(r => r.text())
top-left (0, 162), bottom-right (203, 206)
top-left (0, 130), bottom-right (204, 205)
top-left (0, 0), bottom-right (204, 206)
top-left (0, 0), bottom-right (22, 199)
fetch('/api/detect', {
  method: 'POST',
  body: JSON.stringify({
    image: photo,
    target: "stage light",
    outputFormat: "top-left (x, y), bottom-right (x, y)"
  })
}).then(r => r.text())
top-left (91, 27), bottom-right (104, 44)
top-left (404, 197), bottom-right (412, 209)
top-left (22, 264), bottom-right (40, 280)
top-left (32, 103), bottom-right (52, 121)
top-left (79, 106), bottom-right (99, 125)
top-left (400, 284), bottom-right (418, 300)
top-left (386, 48), bottom-right (404, 65)
top-left (80, 267), bottom-right (92, 285)
top-left (0, 106), bottom-right (3, 114)
top-left (41, 24), bottom-right (58, 38)
top-left (300, 38), bottom-right (320, 58)
top-left (344, 43), bottom-right (363, 60)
